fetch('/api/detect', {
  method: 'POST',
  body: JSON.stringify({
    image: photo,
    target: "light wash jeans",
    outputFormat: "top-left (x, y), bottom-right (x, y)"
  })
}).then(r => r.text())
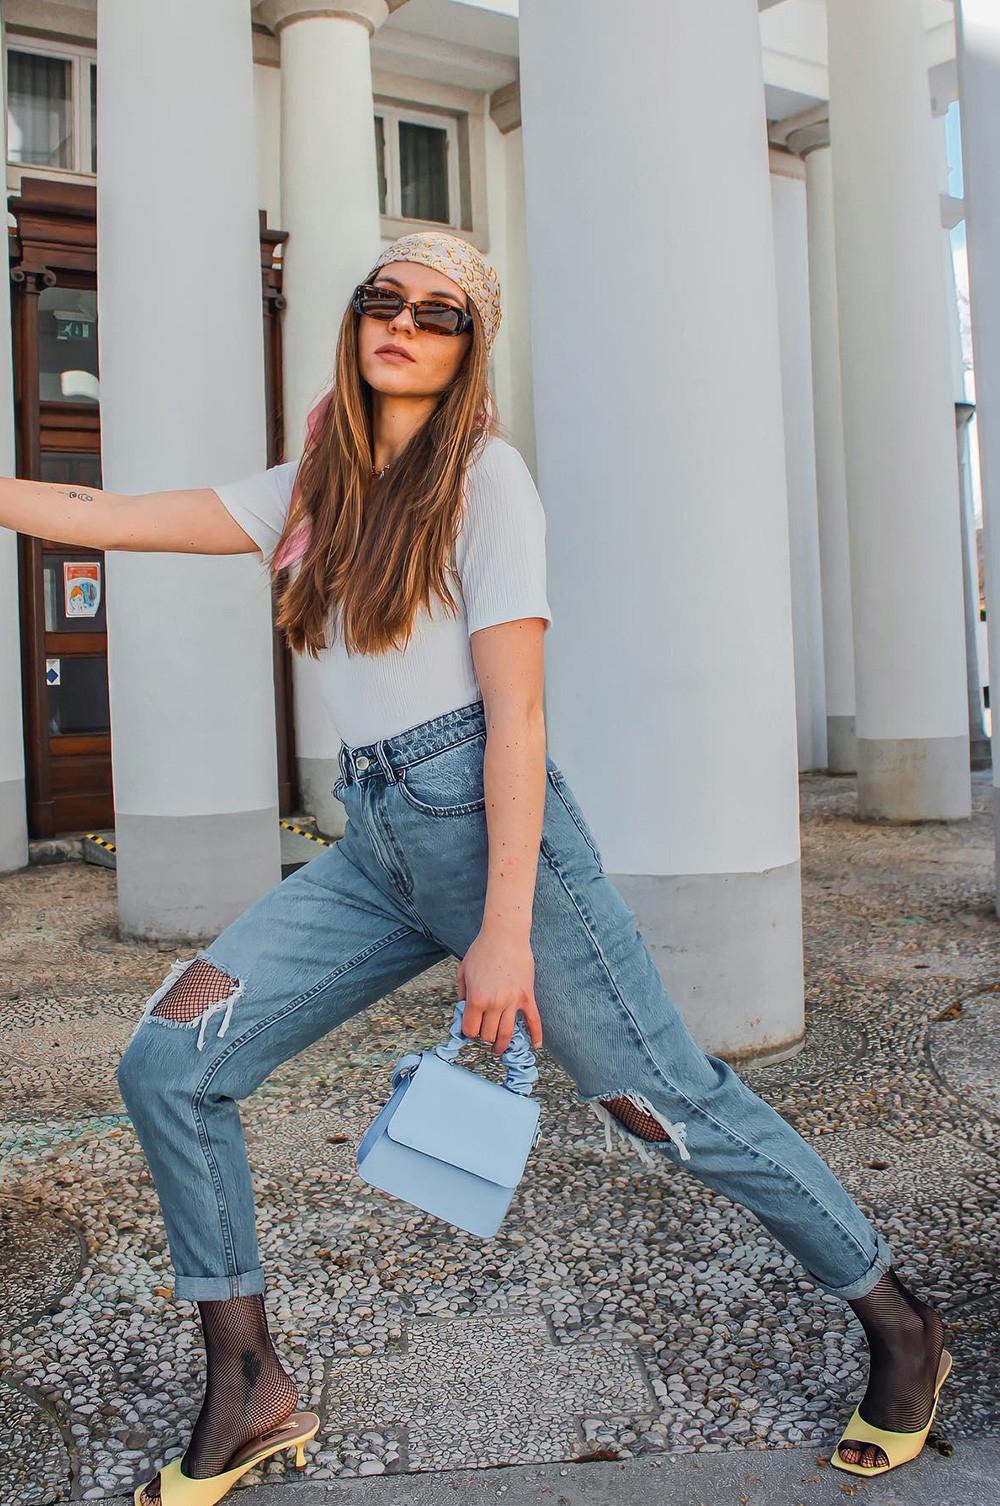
top-left (116, 697), bottom-right (892, 1303)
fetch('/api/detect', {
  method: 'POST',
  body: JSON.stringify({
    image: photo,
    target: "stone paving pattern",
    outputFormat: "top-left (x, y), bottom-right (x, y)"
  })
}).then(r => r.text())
top-left (1, 771), bottom-right (998, 1502)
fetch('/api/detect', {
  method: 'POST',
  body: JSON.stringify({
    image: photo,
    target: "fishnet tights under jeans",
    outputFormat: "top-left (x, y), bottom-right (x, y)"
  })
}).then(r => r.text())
top-left (839, 1267), bottom-right (946, 1468)
top-left (151, 958), bottom-right (235, 1021)
top-left (138, 1294), bottom-right (298, 1504)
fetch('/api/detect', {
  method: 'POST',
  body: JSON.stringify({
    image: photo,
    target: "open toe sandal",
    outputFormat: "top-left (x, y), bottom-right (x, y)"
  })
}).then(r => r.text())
top-left (133, 1410), bottom-right (320, 1506)
top-left (831, 1348), bottom-right (952, 1477)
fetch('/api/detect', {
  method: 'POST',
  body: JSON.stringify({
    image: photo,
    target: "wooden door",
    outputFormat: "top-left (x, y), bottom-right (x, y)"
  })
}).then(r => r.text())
top-left (10, 178), bottom-right (297, 837)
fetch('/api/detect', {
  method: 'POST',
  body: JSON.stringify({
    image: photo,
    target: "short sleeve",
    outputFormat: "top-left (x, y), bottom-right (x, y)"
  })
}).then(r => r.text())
top-left (455, 439), bottom-right (553, 635)
top-left (211, 459), bottom-right (299, 561)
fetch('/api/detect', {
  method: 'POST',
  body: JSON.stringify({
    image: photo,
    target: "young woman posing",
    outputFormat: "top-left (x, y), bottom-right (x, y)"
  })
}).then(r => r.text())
top-left (1, 231), bottom-right (950, 1503)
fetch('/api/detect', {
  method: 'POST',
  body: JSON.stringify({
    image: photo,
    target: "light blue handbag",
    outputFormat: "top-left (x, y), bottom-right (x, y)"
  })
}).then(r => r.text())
top-left (355, 999), bottom-right (541, 1238)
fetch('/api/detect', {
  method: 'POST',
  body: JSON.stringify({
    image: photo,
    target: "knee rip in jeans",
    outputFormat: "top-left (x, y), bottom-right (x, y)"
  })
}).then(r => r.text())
top-left (593, 1093), bottom-right (691, 1163)
top-left (129, 954), bottom-right (244, 1052)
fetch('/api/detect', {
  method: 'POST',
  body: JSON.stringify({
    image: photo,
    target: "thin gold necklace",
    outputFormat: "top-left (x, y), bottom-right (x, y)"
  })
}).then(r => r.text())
top-left (372, 459), bottom-right (393, 479)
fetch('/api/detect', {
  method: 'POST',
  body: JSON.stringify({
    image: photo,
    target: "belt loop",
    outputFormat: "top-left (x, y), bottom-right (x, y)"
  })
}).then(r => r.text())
top-left (337, 743), bottom-right (348, 783)
top-left (374, 739), bottom-right (397, 784)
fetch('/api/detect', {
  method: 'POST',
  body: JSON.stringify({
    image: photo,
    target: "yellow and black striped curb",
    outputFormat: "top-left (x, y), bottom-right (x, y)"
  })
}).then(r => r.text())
top-left (279, 820), bottom-right (334, 849)
top-left (75, 824), bottom-right (334, 866)
top-left (84, 832), bottom-right (117, 853)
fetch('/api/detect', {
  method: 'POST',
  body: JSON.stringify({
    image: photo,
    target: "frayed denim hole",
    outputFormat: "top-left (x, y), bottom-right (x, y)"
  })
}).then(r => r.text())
top-left (131, 955), bottom-right (245, 1052)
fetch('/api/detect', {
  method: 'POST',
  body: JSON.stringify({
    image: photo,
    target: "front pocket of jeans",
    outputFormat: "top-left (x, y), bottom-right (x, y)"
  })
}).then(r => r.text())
top-left (397, 733), bottom-right (487, 817)
top-left (547, 765), bottom-right (603, 867)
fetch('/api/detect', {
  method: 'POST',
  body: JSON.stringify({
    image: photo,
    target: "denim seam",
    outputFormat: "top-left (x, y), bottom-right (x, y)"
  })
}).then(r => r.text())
top-left (190, 923), bottom-right (414, 1286)
top-left (539, 843), bottom-right (877, 1273)
top-left (344, 725), bottom-right (486, 787)
top-left (395, 731), bottom-right (488, 816)
top-left (368, 790), bottom-right (417, 899)
top-left (397, 729), bottom-right (487, 773)
top-left (396, 778), bottom-right (487, 818)
top-left (546, 770), bottom-right (602, 866)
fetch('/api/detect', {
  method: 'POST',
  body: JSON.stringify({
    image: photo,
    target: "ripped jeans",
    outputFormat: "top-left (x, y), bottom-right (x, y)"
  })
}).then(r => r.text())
top-left (115, 696), bottom-right (892, 1303)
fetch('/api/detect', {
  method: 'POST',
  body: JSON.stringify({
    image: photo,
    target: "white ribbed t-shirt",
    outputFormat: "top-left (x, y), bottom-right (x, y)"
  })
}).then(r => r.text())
top-left (212, 434), bottom-right (552, 745)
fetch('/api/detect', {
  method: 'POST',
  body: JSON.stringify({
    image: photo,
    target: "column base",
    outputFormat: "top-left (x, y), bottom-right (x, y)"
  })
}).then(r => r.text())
top-left (826, 714), bottom-right (856, 774)
top-left (855, 735), bottom-right (971, 820)
top-left (971, 730), bottom-right (992, 771)
top-left (611, 858), bottom-right (805, 1064)
top-left (116, 808), bottom-right (281, 943)
top-left (0, 777), bottom-right (28, 873)
top-left (296, 756), bottom-right (346, 839)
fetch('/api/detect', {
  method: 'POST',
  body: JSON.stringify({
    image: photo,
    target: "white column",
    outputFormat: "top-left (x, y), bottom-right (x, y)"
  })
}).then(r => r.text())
top-left (98, 0), bottom-right (280, 941)
top-left (256, 0), bottom-right (391, 833)
top-left (956, 1), bottom-right (1000, 896)
top-left (827, 0), bottom-right (970, 820)
top-left (0, 22), bottom-right (28, 874)
top-left (785, 121), bottom-right (858, 775)
top-left (770, 162), bottom-right (827, 774)
top-left (519, 0), bottom-right (804, 1063)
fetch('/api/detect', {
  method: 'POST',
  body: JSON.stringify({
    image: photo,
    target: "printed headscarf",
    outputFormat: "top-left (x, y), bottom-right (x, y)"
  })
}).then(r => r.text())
top-left (368, 231), bottom-right (502, 354)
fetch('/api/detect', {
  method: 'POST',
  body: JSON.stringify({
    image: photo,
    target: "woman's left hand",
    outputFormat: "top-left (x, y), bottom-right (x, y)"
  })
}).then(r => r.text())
top-left (456, 927), bottom-right (543, 1055)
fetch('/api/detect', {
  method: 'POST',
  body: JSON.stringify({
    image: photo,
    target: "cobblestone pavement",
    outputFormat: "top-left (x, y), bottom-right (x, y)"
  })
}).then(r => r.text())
top-left (1, 772), bottom-right (998, 1503)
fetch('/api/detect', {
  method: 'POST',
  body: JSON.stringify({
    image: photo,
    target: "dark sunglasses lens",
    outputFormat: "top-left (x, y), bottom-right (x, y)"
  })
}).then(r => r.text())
top-left (357, 288), bottom-right (401, 320)
top-left (414, 303), bottom-right (463, 335)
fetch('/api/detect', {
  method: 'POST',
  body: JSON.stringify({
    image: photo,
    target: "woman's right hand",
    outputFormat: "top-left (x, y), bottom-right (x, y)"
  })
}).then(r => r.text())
top-left (0, 476), bottom-right (261, 557)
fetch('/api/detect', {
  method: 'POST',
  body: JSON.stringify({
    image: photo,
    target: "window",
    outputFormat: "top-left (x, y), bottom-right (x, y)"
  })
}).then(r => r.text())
top-left (5, 39), bottom-right (97, 177)
top-left (37, 286), bottom-right (99, 404)
top-left (373, 104), bottom-right (460, 228)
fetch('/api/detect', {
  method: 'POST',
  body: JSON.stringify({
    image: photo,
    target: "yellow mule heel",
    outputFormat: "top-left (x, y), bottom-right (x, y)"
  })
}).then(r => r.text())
top-left (134, 1410), bottom-right (321, 1506)
top-left (831, 1348), bottom-right (952, 1478)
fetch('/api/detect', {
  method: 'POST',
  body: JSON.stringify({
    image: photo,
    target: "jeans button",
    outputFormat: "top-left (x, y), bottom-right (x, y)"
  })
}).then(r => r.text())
top-left (356, 755), bottom-right (370, 770)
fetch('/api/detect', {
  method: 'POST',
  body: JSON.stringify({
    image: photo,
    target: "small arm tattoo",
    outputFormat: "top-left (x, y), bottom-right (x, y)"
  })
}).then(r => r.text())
top-left (66, 489), bottom-right (95, 502)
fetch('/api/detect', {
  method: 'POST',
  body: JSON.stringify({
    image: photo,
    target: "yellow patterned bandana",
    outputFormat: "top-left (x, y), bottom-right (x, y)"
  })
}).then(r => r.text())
top-left (367, 231), bottom-right (503, 354)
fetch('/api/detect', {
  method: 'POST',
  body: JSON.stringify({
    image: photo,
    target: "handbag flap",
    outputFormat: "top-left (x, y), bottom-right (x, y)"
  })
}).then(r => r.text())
top-left (385, 1051), bottom-right (539, 1188)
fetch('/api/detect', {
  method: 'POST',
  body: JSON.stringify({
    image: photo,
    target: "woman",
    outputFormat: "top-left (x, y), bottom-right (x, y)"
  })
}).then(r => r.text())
top-left (2, 231), bottom-right (949, 1502)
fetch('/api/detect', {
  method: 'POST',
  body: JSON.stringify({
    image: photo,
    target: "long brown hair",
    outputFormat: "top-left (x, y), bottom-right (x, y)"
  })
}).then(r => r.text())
top-left (271, 268), bottom-right (498, 659)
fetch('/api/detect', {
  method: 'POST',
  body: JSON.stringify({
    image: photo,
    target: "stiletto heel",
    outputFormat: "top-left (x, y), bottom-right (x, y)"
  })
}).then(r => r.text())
top-left (831, 1349), bottom-right (953, 1477)
top-left (134, 1411), bottom-right (320, 1505)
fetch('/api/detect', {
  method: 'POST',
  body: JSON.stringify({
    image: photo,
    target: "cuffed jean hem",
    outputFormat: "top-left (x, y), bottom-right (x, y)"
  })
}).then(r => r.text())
top-left (172, 1267), bottom-right (266, 1301)
top-left (806, 1228), bottom-right (893, 1300)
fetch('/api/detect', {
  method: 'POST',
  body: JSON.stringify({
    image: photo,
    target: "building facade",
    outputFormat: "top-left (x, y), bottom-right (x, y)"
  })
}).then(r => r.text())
top-left (0, 0), bottom-right (993, 1063)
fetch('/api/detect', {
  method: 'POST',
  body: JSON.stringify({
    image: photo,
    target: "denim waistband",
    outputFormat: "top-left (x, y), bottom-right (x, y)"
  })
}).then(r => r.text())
top-left (337, 698), bottom-right (487, 786)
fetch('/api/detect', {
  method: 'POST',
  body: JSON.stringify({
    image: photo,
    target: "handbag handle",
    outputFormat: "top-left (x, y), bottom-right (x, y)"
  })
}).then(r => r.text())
top-left (434, 999), bottom-right (539, 1097)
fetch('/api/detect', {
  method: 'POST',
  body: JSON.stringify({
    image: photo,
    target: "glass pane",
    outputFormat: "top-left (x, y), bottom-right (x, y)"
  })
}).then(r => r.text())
top-left (38, 287), bottom-right (99, 404)
top-left (39, 450), bottom-right (102, 488)
top-left (7, 50), bottom-right (73, 169)
top-left (46, 655), bottom-right (110, 736)
top-left (399, 120), bottom-right (449, 224)
top-left (42, 552), bottom-right (106, 633)
top-left (90, 62), bottom-right (97, 173)
top-left (374, 114), bottom-right (386, 216)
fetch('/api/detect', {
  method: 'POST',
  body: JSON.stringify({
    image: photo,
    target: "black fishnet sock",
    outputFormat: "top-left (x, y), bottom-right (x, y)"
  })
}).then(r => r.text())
top-left (838, 1266), bottom-right (946, 1469)
top-left (138, 1293), bottom-right (299, 1505)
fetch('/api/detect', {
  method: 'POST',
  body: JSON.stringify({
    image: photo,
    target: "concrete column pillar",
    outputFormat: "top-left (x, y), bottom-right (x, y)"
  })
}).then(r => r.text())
top-left (827, 0), bottom-right (970, 820)
top-left (519, 0), bottom-right (804, 1063)
top-left (956, 1), bottom-right (1000, 887)
top-left (255, 0), bottom-right (394, 833)
top-left (98, 0), bottom-right (280, 941)
top-left (0, 18), bottom-right (28, 874)
top-left (783, 119), bottom-right (857, 775)
top-left (769, 160), bottom-right (827, 774)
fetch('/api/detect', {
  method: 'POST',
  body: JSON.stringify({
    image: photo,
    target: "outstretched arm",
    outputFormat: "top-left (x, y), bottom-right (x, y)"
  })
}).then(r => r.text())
top-left (0, 476), bottom-right (261, 556)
